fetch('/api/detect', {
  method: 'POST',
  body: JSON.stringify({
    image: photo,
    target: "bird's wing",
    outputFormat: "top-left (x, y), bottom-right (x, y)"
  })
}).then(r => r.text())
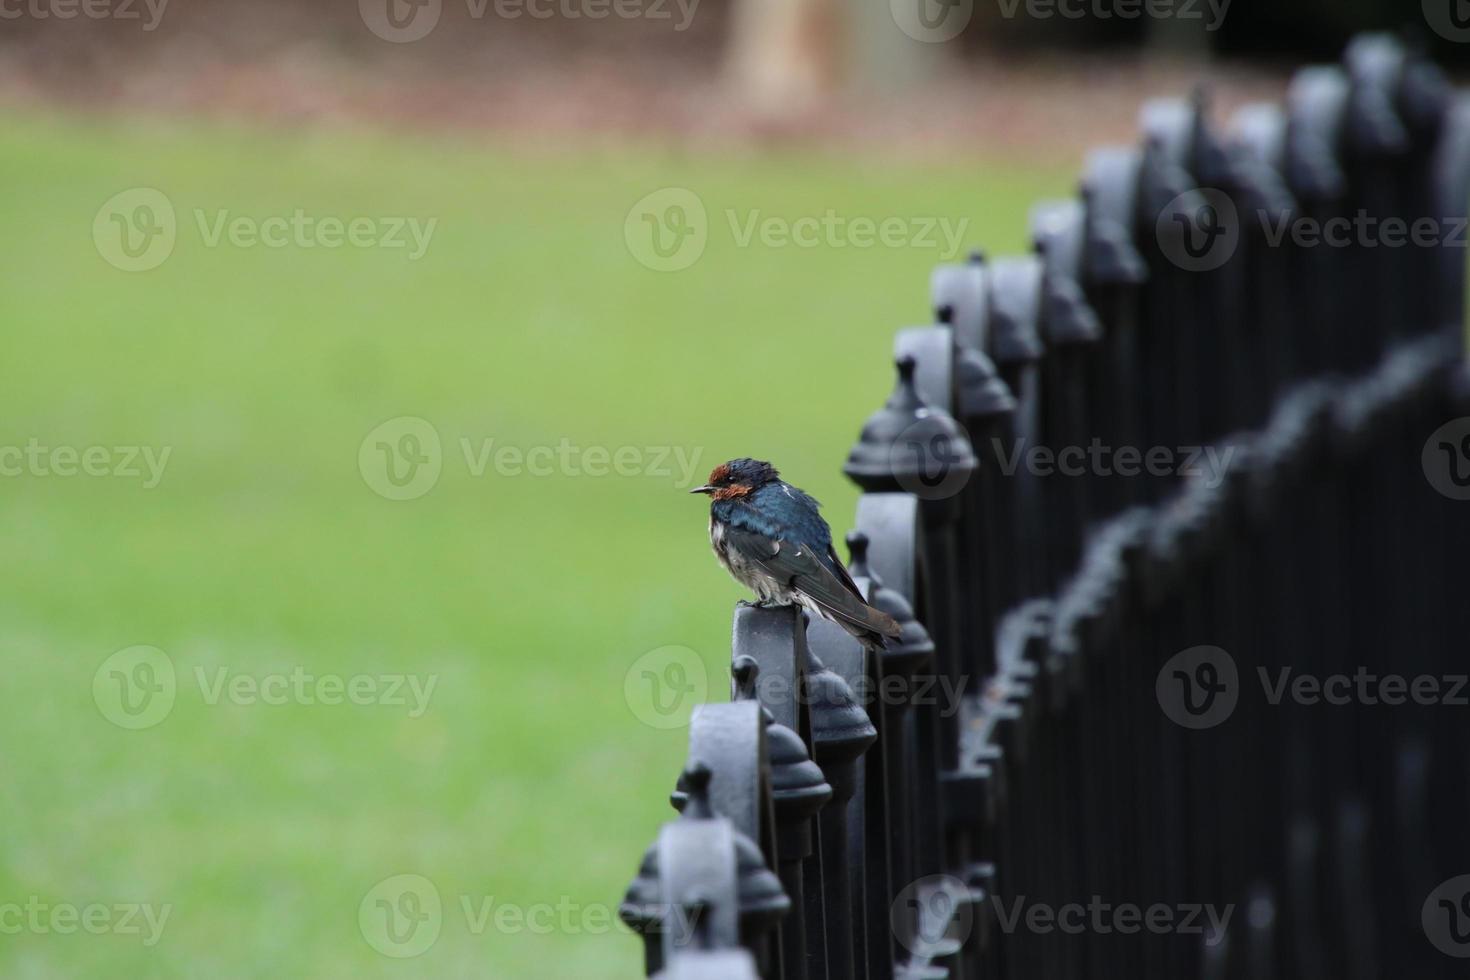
top-left (724, 526), bottom-right (901, 639)
top-left (823, 544), bottom-right (868, 602)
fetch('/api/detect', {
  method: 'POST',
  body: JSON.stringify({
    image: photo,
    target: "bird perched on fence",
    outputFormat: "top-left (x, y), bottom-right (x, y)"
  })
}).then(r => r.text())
top-left (691, 458), bottom-right (901, 649)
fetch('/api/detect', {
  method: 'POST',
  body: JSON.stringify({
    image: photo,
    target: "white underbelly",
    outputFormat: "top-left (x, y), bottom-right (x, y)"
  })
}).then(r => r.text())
top-left (709, 517), bottom-right (795, 605)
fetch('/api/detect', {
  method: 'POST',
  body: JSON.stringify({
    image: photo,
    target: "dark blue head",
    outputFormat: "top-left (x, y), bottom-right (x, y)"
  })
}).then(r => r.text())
top-left (690, 458), bottom-right (780, 501)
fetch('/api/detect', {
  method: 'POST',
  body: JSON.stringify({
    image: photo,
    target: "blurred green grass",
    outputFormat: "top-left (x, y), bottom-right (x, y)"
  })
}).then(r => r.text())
top-left (0, 112), bottom-right (1068, 978)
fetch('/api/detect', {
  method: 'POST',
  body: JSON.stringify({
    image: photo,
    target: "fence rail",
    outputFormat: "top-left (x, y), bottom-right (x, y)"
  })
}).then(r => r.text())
top-left (620, 32), bottom-right (1470, 980)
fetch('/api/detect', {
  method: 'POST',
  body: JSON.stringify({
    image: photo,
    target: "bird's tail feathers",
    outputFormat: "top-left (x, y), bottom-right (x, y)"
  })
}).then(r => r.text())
top-left (800, 589), bottom-right (902, 650)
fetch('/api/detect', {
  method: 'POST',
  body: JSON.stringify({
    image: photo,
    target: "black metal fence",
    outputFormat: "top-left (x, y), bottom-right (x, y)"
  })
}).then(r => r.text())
top-left (620, 33), bottom-right (1470, 980)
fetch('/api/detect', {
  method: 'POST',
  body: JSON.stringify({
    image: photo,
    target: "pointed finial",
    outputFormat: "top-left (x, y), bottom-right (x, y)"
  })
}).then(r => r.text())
top-left (682, 762), bottom-right (713, 818)
top-left (731, 656), bottom-right (760, 700)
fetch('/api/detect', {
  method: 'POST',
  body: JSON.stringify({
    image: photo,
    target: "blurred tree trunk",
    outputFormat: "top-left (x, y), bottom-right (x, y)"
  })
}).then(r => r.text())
top-left (724, 0), bottom-right (839, 117)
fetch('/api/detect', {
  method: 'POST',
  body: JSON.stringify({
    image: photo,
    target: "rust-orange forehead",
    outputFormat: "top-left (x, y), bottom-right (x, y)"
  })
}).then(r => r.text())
top-left (708, 463), bottom-right (731, 484)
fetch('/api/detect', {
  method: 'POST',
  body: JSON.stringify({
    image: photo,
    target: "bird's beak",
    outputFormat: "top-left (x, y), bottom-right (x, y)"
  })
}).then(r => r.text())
top-left (689, 485), bottom-right (714, 495)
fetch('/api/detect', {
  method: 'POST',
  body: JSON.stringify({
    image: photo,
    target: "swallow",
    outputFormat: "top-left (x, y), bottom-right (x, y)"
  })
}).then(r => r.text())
top-left (691, 458), bottom-right (901, 649)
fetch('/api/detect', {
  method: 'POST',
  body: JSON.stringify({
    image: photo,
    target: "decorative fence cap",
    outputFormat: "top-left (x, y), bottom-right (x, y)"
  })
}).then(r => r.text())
top-left (955, 345), bottom-right (1015, 419)
top-left (931, 252), bottom-right (988, 353)
top-left (805, 652), bottom-right (877, 763)
top-left (1285, 67), bottom-right (1350, 201)
top-left (621, 764), bottom-right (790, 960)
top-left (1343, 33), bottom-right (1413, 157)
top-left (842, 356), bottom-right (977, 492)
top-left (759, 710), bottom-right (832, 817)
top-left (986, 257), bottom-right (1046, 365)
top-left (1031, 199), bottom-right (1103, 347)
top-left (1080, 147), bottom-right (1148, 286)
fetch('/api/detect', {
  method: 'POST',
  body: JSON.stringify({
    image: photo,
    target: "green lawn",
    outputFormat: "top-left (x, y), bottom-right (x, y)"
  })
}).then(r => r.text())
top-left (0, 112), bottom-right (1068, 978)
